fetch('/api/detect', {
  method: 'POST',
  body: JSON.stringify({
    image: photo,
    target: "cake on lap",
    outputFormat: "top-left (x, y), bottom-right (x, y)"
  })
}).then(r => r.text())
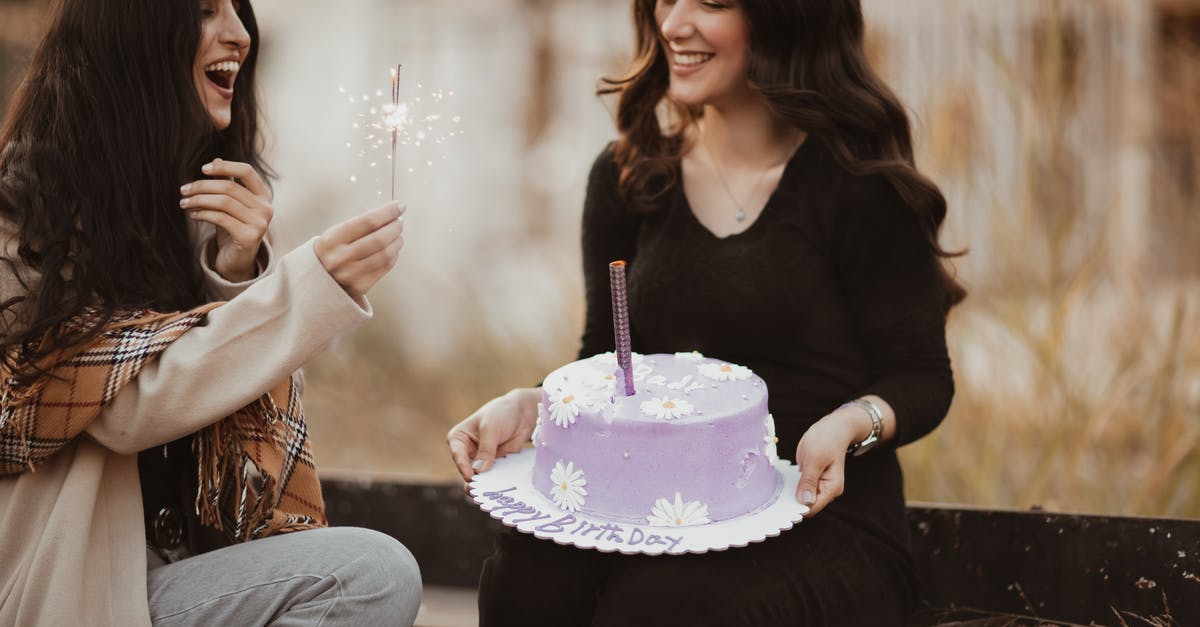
top-left (531, 351), bottom-right (782, 527)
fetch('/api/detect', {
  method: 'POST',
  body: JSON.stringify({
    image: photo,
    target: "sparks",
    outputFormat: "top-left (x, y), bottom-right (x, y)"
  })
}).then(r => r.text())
top-left (339, 67), bottom-right (461, 194)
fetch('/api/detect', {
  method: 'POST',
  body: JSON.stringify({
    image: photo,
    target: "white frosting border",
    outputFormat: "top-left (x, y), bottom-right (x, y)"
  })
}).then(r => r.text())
top-left (469, 449), bottom-right (806, 555)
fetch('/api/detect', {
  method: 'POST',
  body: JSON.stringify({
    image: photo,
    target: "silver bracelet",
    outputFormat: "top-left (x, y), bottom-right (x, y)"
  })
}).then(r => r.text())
top-left (842, 398), bottom-right (883, 457)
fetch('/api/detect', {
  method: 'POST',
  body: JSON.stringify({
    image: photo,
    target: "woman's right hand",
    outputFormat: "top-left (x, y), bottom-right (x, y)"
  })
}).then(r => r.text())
top-left (447, 387), bottom-right (541, 483)
top-left (314, 202), bottom-right (405, 299)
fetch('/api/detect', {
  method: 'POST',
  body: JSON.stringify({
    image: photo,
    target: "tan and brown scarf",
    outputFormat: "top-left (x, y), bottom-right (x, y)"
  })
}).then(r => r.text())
top-left (0, 304), bottom-right (326, 542)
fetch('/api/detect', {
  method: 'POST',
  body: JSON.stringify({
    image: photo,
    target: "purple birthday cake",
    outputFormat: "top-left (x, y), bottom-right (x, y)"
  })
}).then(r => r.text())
top-left (531, 351), bottom-right (782, 527)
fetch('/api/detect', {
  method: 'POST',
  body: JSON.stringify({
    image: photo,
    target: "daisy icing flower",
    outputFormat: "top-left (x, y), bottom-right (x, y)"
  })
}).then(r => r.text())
top-left (582, 369), bottom-right (618, 392)
top-left (549, 460), bottom-right (587, 512)
top-left (698, 362), bottom-right (753, 382)
top-left (673, 350), bottom-right (704, 362)
top-left (763, 414), bottom-right (779, 463)
top-left (639, 396), bottom-right (694, 420)
top-left (547, 388), bottom-right (586, 428)
top-left (666, 374), bottom-right (693, 390)
top-left (647, 492), bottom-right (711, 527)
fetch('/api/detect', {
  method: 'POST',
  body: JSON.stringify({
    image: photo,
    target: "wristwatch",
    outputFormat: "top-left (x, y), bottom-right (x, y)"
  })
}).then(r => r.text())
top-left (843, 398), bottom-right (883, 457)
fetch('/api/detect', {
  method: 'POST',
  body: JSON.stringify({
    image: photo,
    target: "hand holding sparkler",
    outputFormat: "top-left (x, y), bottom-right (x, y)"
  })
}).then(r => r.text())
top-left (314, 201), bottom-right (405, 299)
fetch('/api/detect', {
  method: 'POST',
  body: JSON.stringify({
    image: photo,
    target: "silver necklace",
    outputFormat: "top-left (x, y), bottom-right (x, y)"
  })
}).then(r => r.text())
top-left (700, 138), bottom-right (781, 223)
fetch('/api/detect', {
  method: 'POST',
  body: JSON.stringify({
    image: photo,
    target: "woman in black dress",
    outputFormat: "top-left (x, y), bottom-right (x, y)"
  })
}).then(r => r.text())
top-left (447, 0), bottom-right (964, 624)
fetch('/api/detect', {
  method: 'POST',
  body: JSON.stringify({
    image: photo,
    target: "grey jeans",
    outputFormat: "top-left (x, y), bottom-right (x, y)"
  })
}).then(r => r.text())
top-left (147, 527), bottom-right (422, 626)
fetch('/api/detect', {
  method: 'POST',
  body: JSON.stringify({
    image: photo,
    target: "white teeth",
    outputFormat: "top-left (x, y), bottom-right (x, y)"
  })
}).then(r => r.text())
top-left (203, 60), bottom-right (240, 73)
top-left (672, 53), bottom-right (713, 66)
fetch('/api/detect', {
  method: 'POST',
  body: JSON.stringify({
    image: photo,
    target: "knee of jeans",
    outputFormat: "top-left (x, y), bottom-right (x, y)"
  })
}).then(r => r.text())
top-left (336, 527), bottom-right (423, 622)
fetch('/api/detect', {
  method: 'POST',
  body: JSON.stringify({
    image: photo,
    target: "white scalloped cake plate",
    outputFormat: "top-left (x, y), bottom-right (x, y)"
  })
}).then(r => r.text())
top-left (469, 448), bottom-right (806, 555)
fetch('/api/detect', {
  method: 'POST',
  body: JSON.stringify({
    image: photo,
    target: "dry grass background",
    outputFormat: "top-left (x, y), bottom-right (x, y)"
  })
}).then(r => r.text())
top-left (895, 1), bottom-right (1200, 518)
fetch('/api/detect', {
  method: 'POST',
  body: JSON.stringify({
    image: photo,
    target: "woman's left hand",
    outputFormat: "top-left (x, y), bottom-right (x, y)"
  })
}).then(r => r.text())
top-left (180, 158), bottom-right (273, 283)
top-left (794, 411), bottom-right (864, 516)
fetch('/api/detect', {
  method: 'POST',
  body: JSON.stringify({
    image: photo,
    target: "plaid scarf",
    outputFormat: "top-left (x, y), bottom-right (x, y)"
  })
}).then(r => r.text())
top-left (0, 305), bottom-right (326, 542)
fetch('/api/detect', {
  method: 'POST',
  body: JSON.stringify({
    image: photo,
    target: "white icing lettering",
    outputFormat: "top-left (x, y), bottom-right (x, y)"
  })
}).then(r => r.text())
top-left (684, 382), bottom-right (705, 393)
top-left (647, 375), bottom-right (667, 386)
top-left (667, 375), bottom-right (693, 390)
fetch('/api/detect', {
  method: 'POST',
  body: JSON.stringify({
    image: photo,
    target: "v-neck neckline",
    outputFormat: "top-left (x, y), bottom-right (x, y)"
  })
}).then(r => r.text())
top-left (678, 136), bottom-right (811, 241)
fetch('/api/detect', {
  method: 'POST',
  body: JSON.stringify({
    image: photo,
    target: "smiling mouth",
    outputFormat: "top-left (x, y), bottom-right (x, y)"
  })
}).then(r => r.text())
top-left (203, 60), bottom-right (239, 91)
top-left (672, 52), bottom-right (715, 66)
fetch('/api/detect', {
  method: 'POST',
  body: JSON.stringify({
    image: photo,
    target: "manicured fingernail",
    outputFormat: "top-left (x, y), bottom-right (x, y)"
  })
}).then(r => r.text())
top-left (798, 504), bottom-right (811, 515)
top-left (179, 198), bottom-right (189, 208)
top-left (800, 490), bottom-right (815, 505)
top-left (471, 459), bottom-right (485, 471)
top-left (202, 163), bottom-right (214, 173)
top-left (179, 184), bottom-right (191, 194)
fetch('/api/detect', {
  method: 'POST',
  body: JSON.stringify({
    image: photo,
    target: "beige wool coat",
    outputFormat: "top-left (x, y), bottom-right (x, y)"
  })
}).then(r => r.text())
top-left (0, 220), bottom-right (372, 626)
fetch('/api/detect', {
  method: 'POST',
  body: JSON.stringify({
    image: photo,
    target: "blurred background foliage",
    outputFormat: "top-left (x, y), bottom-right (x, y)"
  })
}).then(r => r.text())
top-left (1, 0), bottom-right (1197, 518)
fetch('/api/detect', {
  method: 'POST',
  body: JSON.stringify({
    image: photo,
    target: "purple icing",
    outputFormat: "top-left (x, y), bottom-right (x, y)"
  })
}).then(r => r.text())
top-left (532, 352), bottom-right (782, 525)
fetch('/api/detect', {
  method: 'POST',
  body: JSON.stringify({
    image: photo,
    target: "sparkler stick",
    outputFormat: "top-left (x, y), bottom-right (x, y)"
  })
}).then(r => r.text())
top-left (389, 64), bottom-right (402, 201)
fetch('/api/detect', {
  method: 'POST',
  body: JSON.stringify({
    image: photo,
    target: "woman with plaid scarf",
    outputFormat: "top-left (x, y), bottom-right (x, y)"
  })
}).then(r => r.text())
top-left (0, 0), bottom-right (420, 625)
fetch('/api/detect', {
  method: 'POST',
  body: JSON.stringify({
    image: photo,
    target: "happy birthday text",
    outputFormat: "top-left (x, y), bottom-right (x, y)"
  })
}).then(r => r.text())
top-left (481, 487), bottom-right (685, 552)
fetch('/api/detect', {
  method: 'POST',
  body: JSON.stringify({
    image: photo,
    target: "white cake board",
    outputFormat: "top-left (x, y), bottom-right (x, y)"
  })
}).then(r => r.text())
top-left (469, 449), bottom-right (806, 556)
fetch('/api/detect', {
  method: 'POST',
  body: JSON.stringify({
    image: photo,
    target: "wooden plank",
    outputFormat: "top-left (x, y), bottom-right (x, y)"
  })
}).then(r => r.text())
top-left (321, 479), bottom-right (1200, 624)
top-left (908, 504), bottom-right (1200, 625)
top-left (322, 478), bottom-right (501, 589)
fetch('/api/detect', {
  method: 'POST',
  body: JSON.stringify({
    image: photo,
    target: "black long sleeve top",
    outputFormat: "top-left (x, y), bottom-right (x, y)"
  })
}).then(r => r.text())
top-left (577, 138), bottom-right (954, 554)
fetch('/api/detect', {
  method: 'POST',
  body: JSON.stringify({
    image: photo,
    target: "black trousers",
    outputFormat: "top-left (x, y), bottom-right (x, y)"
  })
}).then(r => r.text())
top-left (478, 511), bottom-right (917, 627)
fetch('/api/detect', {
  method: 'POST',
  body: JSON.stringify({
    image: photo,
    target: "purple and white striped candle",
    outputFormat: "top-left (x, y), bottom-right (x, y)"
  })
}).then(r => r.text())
top-left (609, 260), bottom-right (635, 396)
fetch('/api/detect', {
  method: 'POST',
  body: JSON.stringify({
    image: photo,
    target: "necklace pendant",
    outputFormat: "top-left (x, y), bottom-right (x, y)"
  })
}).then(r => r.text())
top-left (735, 208), bottom-right (746, 222)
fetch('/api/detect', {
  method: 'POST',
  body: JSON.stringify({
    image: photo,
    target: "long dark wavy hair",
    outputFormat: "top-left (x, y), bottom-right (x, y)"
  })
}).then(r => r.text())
top-left (601, 0), bottom-right (966, 312)
top-left (0, 0), bottom-right (269, 380)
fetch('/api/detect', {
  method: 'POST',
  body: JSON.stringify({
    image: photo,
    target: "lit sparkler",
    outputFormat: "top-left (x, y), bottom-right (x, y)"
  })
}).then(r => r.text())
top-left (338, 69), bottom-right (462, 198)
